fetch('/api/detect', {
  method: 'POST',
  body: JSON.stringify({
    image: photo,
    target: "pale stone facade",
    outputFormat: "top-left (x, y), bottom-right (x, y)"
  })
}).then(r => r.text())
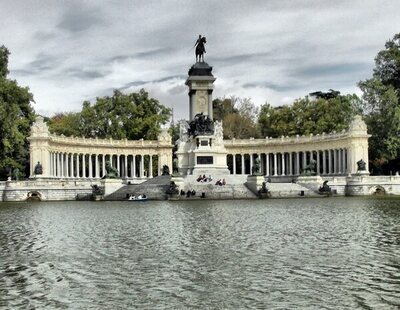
top-left (28, 116), bottom-right (173, 179)
top-left (224, 115), bottom-right (370, 177)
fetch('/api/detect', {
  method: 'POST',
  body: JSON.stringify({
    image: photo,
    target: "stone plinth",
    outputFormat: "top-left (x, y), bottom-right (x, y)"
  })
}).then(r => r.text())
top-left (246, 175), bottom-right (266, 194)
top-left (171, 175), bottom-right (185, 191)
top-left (296, 175), bottom-right (324, 192)
top-left (101, 178), bottom-right (124, 197)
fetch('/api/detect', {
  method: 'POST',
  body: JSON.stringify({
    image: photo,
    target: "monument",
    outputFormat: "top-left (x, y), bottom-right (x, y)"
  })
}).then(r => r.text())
top-left (175, 36), bottom-right (229, 175)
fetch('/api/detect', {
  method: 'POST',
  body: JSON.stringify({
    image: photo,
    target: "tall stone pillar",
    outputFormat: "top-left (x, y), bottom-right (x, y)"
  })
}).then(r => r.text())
top-left (28, 116), bottom-right (51, 178)
top-left (274, 153), bottom-right (277, 176)
top-left (266, 153), bottom-right (270, 176)
top-left (185, 62), bottom-right (216, 121)
top-left (233, 154), bottom-right (236, 175)
top-left (241, 155), bottom-right (245, 175)
top-left (282, 153), bottom-right (286, 176)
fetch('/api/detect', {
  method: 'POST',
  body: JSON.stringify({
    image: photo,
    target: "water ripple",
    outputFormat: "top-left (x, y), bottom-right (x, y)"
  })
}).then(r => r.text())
top-left (0, 198), bottom-right (399, 308)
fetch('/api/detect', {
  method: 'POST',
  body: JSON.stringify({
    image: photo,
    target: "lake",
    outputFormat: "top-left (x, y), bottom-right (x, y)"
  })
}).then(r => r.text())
top-left (1, 198), bottom-right (399, 309)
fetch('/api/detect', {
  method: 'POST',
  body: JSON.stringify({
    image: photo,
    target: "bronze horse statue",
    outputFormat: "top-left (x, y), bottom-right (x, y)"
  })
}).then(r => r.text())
top-left (195, 36), bottom-right (206, 62)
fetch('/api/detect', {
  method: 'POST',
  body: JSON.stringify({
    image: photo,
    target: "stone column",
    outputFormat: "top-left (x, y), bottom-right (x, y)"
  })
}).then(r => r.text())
top-left (266, 153), bottom-right (270, 176)
top-left (296, 152), bottom-right (300, 175)
top-left (333, 149), bottom-right (336, 174)
top-left (123, 155), bottom-right (128, 178)
top-left (149, 155), bottom-right (153, 178)
top-left (208, 90), bottom-right (213, 120)
top-left (289, 153), bottom-right (293, 175)
top-left (65, 153), bottom-right (69, 177)
top-left (133, 155), bottom-right (137, 178)
top-left (57, 153), bottom-right (61, 177)
top-left (282, 153), bottom-right (286, 176)
top-left (273, 153), bottom-right (277, 176)
top-left (316, 151), bottom-right (320, 175)
top-left (88, 154), bottom-right (93, 178)
top-left (241, 154), bottom-right (245, 175)
top-left (303, 152), bottom-right (307, 171)
top-left (83, 154), bottom-right (86, 178)
top-left (328, 150), bottom-right (332, 174)
top-left (233, 154), bottom-right (236, 175)
top-left (322, 150), bottom-right (326, 175)
top-left (117, 155), bottom-right (120, 177)
top-left (102, 155), bottom-right (106, 178)
top-left (140, 155), bottom-right (145, 178)
top-left (250, 154), bottom-right (253, 174)
top-left (95, 154), bottom-right (99, 178)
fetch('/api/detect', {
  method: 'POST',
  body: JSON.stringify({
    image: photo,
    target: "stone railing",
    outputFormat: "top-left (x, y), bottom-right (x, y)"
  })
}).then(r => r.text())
top-left (223, 130), bottom-right (349, 146)
top-left (49, 134), bottom-right (169, 147)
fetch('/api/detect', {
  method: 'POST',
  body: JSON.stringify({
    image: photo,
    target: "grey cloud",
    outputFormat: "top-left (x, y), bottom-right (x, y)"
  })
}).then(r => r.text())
top-left (66, 69), bottom-right (106, 80)
top-left (153, 75), bottom-right (186, 83)
top-left (109, 48), bottom-right (174, 63)
top-left (119, 81), bottom-right (148, 90)
top-left (168, 84), bottom-right (186, 95)
top-left (242, 82), bottom-right (301, 92)
top-left (57, 5), bottom-right (105, 33)
top-left (118, 75), bottom-right (186, 91)
top-left (13, 54), bottom-right (63, 76)
top-left (296, 62), bottom-right (371, 78)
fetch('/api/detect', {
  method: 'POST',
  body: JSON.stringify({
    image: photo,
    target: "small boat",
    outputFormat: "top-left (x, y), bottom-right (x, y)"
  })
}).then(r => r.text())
top-left (128, 195), bottom-right (148, 201)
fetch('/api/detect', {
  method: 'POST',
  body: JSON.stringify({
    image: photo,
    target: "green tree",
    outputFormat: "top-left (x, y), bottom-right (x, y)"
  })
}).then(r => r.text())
top-left (358, 33), bottom-right (400, 174)
top-left (213, 96), bottom-right (261, 139)
top-left (49, 89), bottom-right (171, 140)
top-left (0, 46), bottom-right (36, 179)
top-left (47, 112), bottom-right (81, 137)
top-left (258, 94), bottom-right (360, 138)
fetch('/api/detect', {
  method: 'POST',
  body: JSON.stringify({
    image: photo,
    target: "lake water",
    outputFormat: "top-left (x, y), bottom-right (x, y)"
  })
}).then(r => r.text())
top-left (0, 198), bottom-right (399, 309)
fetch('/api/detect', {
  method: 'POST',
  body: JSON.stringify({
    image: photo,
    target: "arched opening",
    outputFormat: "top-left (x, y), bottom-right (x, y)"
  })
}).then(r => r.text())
top-left (373, 186), bottom-right (386, 196)
top-left (27, 191), bottom-right (42, 201)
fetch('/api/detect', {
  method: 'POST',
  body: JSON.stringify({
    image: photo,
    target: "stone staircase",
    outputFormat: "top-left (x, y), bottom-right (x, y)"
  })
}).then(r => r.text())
top-left (105, 175), bottom-right (171, 200)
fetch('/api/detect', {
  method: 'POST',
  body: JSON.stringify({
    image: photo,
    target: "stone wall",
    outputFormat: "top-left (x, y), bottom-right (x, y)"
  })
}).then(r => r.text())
top-left (0, 179), bottom-right (96, 202)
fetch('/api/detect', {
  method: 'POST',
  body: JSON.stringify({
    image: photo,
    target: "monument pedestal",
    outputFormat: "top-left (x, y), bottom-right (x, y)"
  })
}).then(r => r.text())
top-left (101, 178), bottom-right (124, 197)
top-left (246, 175), bottom-right (266, 194)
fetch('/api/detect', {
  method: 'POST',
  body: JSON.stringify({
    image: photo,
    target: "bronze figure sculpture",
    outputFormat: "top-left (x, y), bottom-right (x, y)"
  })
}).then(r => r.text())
top-left (194, 35), bottom-right (206, 62)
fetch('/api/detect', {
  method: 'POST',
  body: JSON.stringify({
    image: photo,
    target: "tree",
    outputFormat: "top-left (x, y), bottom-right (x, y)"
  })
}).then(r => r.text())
top-left (49, 89), bottom-right (171, 140)
top-left (0, 46), bottom-right (36, 179)
top-left (258, 94), bottom-right (360, 138)
top-left (213, 96), bottom-right (261, 139)
top-left (358, 33), bottom-right (400, 174)
top-left (47, 112), bottom-right (81, 137)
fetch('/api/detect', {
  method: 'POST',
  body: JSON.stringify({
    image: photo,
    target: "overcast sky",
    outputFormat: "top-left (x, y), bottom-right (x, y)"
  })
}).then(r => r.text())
top-left (1, 0), bottom-right (400, 120)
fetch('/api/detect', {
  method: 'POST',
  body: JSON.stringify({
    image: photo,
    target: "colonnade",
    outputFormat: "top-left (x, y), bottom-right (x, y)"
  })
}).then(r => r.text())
top-left (48, 152), bottom-right (159, 179)
top-left (227, 148), bottom-right (348, 176)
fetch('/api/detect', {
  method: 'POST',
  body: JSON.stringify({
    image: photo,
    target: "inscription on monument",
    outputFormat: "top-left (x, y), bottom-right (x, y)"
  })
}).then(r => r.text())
top-left (197, 156), bottom-right (213, 165)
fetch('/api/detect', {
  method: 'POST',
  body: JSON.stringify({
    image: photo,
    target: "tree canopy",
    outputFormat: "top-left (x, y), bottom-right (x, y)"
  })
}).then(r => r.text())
top-left (0, 45), bottom-right (36, 179)
top-left (358, 33), bottom-right (400, 174)
top-left (49, 89), bottom-right (171, 140)
top-left (213, 96), bottom-right (261, 139)
top-left (258, 94), bottom-right (361, 138)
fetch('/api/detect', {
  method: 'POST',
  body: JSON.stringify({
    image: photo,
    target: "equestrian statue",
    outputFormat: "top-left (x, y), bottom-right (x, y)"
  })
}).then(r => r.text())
top-left (194, 34), bottom-right (207, 62)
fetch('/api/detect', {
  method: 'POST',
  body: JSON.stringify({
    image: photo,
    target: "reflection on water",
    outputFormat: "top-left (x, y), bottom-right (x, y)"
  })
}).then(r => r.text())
top-left (0, 198), bottom-right (399, 308)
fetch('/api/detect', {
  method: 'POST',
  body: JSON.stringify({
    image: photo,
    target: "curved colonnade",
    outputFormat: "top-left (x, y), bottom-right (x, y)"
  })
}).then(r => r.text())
top-left (29, 117), bottom-right (173, 179)
top-left (224, 116), bottom-right (370, 177)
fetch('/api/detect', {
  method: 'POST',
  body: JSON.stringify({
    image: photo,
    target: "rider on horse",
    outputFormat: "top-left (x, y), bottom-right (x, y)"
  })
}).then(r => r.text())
top-left (194, 34), bottom-right (206, 62)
